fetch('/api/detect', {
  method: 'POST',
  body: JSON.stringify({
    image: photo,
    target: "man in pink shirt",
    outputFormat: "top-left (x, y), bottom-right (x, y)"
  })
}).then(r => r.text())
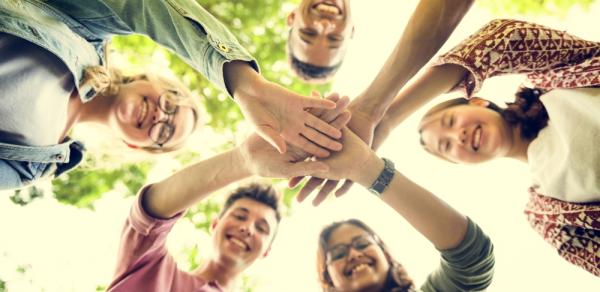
top-left (106, 132), bottom-right (335, 292)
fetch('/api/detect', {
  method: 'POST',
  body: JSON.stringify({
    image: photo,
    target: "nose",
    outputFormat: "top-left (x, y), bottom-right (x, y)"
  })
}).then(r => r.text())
top-left (449, 127), bottom-right (467, 146)
top-left (152, 104), bottom-right (168, 122)
top-left (313, 18), bottom-right (334, 33)
top-left (238, 224), bottom-right (253, 237)
top-left (347, 247), bottom-right (365, 261)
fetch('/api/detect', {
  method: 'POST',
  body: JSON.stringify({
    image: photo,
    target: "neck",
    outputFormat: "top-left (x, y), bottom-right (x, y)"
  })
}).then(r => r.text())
top-left (505, 126), bottom-right (531, 163)
top-left (193, 257), bottom-right (243, 290)
top-left (77, 93), bottom-right (114, 125)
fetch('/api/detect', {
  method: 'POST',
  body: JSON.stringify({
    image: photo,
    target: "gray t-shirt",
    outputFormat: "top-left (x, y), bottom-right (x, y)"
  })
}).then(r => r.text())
top-left (420, 218), bottom-right (495, 292)
top-left (0, 32), bottom-right (74, 146)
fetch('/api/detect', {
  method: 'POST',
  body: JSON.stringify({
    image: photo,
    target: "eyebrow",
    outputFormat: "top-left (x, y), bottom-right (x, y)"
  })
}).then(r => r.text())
top-left (234, 207), bottom-right (249, 213)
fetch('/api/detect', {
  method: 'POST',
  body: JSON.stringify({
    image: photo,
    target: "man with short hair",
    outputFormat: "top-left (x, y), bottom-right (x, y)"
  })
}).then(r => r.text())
top-left (287, 0), bottom-right (354, 83)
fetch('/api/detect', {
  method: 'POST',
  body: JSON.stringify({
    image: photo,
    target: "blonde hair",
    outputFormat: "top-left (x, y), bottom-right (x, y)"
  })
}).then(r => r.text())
top-left (80, 64), bottom-right (202, 154)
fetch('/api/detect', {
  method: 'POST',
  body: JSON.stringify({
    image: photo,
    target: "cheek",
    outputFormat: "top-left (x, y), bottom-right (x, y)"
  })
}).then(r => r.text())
top-left (327, 262), bottom-right (347, 285)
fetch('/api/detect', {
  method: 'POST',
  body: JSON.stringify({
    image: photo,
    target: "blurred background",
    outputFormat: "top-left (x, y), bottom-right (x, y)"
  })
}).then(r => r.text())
top-left (1, 0), bottom-right (599, 291)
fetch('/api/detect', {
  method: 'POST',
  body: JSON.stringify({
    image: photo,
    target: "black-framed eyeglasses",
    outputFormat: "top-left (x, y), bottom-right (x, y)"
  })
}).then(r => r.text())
top-left (148, 90), bottom-right (182, 147)
top-left (326, 236), bottom-right (374, 263)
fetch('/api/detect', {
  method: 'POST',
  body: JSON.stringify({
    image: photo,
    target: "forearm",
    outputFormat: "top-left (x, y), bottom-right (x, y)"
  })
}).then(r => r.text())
top-left (223, 60), bottom-right (264, 101)
top-left (380, 64), bottom-right (467, 129)
top-left (355, 0), bottom-right (473, 120)
top-left (353, 154), bottom-right (468, 250)
top-left (143, 148), bottom-right (251, 219)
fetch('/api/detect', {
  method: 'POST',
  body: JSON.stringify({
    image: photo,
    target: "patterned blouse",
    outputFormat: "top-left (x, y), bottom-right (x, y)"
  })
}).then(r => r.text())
top-left (434, 19), bottom-right (600, 277)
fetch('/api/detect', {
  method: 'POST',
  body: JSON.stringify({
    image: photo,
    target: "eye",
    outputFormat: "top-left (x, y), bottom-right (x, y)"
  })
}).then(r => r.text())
top-left (327, 34), bottom-right (343, 42)
top-left (449, 115), bottom-right (455, 127)
top-left (256, 224), bottom-right (269, 234)
top-left (329, 246), bottom-right (348, 261)
top-left (234, 214), bottom-right (247, 221)
top-left (445, 140), bottom-right (452, 152)
top-left (301, 28), bottom-right (318, 36)
top-left (353, 236), bottom-right (373, 250)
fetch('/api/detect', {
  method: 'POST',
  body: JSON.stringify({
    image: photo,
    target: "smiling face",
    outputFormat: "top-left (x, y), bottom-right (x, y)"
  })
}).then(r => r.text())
top-left (110, 79), bottom-right (197, 150)
top-left (324, 223), bottom-right (389, 292)
top-left (419, 100), bottom-right (515, 164)
top-left (287, 0), bottom-right (353, 69)
top-left (212, 198), bottom-right (278, 269)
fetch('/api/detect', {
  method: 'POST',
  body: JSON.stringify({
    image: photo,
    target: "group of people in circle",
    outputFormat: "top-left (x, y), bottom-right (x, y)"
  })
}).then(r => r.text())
top-left (1, 0), bottom-right (598, 291)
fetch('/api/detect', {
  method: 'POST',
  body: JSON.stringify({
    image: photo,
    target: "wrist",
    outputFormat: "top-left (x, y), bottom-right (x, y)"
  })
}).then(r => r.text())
top-left (224, 61), bottom-right (263, 100)
top-left (353, 152), bottom-right (385, 187)
top-left (230, 146), bottom-right (253, 178)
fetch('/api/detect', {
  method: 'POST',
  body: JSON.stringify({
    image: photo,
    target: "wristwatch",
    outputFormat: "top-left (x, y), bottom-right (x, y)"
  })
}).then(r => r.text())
top-left (368, 158), bottom-right (395, 196)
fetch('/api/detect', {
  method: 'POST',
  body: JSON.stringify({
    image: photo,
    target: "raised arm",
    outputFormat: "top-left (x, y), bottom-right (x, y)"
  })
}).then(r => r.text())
top-left (349, 0), bottom-right (474, 137)
top-left (313, 128), bottom-right (467, 249)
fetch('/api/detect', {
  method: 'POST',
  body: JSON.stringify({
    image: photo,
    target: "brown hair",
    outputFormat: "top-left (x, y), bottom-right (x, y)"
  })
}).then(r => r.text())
top-left (422, 87), bottom-right (549, 142)
top-left (317, 219), bottom-right (416, 292)
top-left (220, 183), bottom-right (282, 222)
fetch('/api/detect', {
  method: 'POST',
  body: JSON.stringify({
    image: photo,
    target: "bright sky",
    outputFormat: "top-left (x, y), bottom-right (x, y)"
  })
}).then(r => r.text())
top-left (1, 1), bottom-right (600, 291)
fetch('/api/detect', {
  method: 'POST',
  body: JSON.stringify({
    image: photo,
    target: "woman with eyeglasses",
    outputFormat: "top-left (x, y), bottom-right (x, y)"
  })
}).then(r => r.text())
top-left (311, 128), bottom-right (495, 292)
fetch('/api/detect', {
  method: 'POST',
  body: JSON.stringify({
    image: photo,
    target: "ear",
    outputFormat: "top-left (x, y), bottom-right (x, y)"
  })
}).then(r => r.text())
top-left (210, 217), bottom-right (219, 232)
top-left (469, 97), bottom-right (490, 107)
top-left (287, 11), bottom-right (296, 26)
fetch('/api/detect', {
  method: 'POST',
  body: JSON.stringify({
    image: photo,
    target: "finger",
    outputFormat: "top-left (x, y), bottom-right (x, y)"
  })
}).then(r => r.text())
top-left (286, 161), bottom-right (329, 178)
top-left (288, 176), bottom-right (305, 188)
top-left (321, 96), bottom-right (350, 123)
top-left (305, 114), bottom-right (342, 139)
top-left (302, 96), bottom-right (336, 109)
top-left (335, 180), bottom-right (354, 197)
top-left (297, 177), bottom-right (325, 203)
top-left (288, 134), bottom-right (330, 157)
top-left (309, 91), bottom-right (326, 117)
top-left (323, 92), bottom-right (340, 102)
top-left (302, 127), bottom-right (343, 151)
top-left (330, 111), bottom-right (351, 129)
top-left (312, 185), bottom-right (332, 206)
top-left (317, 180), bottom-right (339, 199)
top-left (257, 126), bottom-right (286, 153)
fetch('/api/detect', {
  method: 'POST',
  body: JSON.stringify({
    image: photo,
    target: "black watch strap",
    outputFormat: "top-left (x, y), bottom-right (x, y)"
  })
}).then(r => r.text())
top-left (368, 158), bottom-right (395, 196)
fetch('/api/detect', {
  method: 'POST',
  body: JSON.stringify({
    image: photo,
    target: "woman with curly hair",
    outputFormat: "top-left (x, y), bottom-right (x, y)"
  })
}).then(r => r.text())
top-left (312, 129), bottom-right (495, 292)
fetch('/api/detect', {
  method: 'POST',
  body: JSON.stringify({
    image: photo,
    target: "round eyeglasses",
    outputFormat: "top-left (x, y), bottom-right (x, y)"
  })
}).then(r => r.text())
top-left (148, 90), bottom-right (182, 147)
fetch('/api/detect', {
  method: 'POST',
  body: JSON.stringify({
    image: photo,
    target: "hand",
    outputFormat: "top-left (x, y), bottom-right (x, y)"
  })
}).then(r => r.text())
top-left (239, 133), bottom-right (329, 179)
top-left (311, 128), bottom-right (382, 186)
top-left (287, 93), bottom-right (352, 205)
top-left (236, 80), bottom-right (343, 158)
top-left (292, 99), bottom-right (380, 205)
top-left (224, 61), bottom-right (343, 157)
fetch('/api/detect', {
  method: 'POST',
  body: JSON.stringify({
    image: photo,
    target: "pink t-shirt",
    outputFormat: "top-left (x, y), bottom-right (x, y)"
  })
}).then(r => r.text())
top-left (107, 186), bottom-right (224, 292)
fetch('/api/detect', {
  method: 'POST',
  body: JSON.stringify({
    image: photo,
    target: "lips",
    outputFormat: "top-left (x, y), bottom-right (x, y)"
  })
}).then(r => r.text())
top-left (471, 125), bottom-right (482, 151)
top-left (137, 97), bottom-right (149, 128)
top-left (344, 260), bottom-right (374, 277)
top-left (226, 234), bottom-right (250, 252)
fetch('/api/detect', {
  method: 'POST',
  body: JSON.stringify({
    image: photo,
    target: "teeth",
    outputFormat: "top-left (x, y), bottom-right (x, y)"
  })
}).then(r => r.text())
top-left (473, 127), bottom-right (481, 150)
top-left (351, 263), bottom-right (369, 274)
top-left (229, 237), bottom-right (247, 250)
top-left (315, 3), bottom-right (340, 14)
top-left (138, 99), bottom-right (148, 127)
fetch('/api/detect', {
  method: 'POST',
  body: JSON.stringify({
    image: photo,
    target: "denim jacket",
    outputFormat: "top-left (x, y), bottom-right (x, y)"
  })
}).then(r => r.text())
top-left (0, 0), bottom-right (258, 190)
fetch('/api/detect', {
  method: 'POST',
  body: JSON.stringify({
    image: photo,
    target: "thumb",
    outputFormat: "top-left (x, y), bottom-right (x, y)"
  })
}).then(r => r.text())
top-left (286, 161), bottom-right (329, 177)
top-left (257, 126), bottom-right (286, 153)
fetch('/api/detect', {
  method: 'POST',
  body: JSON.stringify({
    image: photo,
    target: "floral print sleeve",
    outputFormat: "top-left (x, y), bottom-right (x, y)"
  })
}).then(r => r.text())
top-left (524, 187), bottom-right (600, 277)
top-left (435, 19), bottom-right (600, 97)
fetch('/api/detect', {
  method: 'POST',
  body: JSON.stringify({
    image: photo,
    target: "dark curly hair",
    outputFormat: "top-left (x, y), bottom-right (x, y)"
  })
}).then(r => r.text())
top-left (317, 219), bottom-right (416, 292)
top-left (422, 87), bottom-right (549, 141)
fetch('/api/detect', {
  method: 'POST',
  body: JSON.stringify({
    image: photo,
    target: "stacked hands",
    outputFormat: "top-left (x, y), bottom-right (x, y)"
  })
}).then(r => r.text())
top-left (237, 89), bottom-right (386, 206)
